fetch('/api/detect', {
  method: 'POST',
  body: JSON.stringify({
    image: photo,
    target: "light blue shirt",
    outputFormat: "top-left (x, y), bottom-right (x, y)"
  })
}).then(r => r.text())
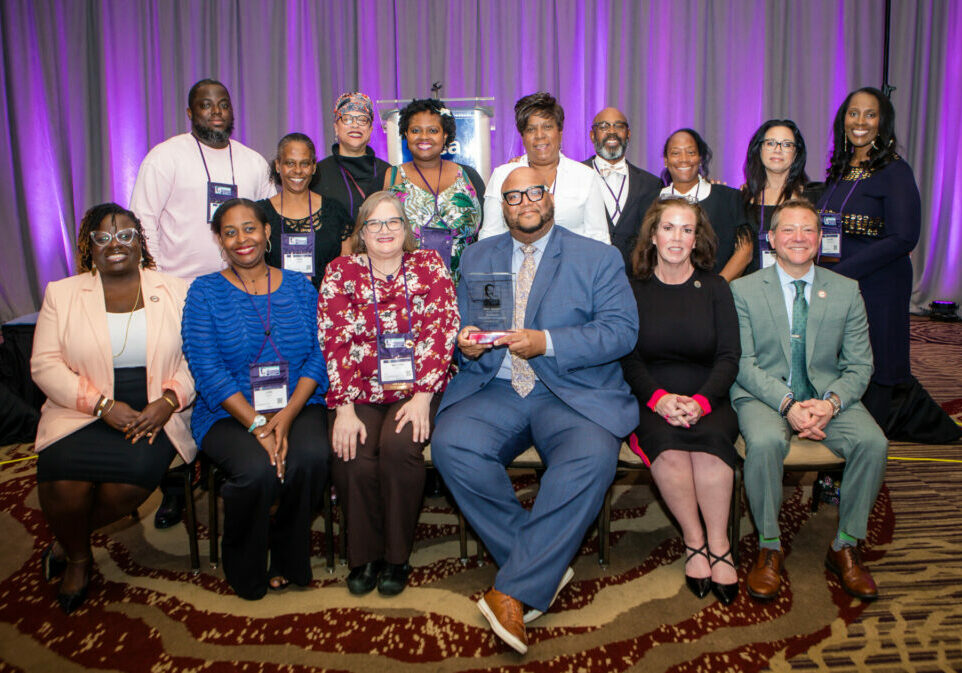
top-left (774, 262), bottom-right (815, 332)
top-left (495, 228), bottom-right (556, 380)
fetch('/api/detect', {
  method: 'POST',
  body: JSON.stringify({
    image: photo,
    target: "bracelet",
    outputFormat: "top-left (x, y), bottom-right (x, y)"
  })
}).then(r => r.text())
top-left (780, 398), bottom-right (796, 418)
top-left (103, 399), bottom-right (115, 417)
top-left (160, 394), bottom-right (178, 409)
top-left (94, 396), bottom-right (107, 417)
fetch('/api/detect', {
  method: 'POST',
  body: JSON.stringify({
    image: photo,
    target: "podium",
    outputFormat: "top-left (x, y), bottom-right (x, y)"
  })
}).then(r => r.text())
top-left (378, 97), bottom-right (494, 181)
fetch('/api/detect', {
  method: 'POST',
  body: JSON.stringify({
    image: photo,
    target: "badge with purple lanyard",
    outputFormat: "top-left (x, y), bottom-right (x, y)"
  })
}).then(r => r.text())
top-left (817, 177), bottom-right (862, 263)
top-left (757, 201), bottom-right (776, 269)
top-left (281, 233), bottom-right (315, 274)
top-left (196, 137), bottom-right (238, 223)
top-left (419, 226), bottom-right (454, 268)
top-left (232, 267), bottom-right (291, 412)
top-left (369, 257), bottom-right (416, 391)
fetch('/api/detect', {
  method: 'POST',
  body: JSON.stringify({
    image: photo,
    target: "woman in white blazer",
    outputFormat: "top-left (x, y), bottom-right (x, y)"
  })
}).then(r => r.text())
top-left (30, 203), bottom-right (195, 614)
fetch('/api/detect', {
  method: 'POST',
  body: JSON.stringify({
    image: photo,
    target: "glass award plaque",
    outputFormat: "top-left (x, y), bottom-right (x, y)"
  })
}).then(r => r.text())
top-left (464, 272), bottom-right (514, 341)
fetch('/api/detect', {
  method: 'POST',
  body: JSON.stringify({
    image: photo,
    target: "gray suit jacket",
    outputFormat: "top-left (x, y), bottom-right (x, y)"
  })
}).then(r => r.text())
top-left (729, 264), bottom-right (873, 412)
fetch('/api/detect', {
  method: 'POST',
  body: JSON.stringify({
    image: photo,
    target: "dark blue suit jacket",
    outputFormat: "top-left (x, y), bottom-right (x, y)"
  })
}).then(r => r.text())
top-left (439, 226), bottom-right (640, 438)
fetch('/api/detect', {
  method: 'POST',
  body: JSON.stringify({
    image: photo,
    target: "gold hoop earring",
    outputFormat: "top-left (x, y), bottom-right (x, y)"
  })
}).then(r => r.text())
top-left (266, 239), bottom-right (272, 253)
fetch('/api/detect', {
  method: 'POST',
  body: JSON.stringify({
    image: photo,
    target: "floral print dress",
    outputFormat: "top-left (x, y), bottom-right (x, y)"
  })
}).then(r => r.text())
top-left (389, 164), bottom-right (482, 283)
top-left (318, 249), bottom-right (459, 408)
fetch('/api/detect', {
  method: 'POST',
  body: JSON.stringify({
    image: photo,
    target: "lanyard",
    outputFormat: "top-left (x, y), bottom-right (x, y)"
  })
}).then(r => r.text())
top-left (230, 266), bottom-right (281, 362)
top-left (818, 177), bottom-right (863, 216)
top-left (279, 190), bottom-right (313, 231)
top-left (367, 256), bottom-right (413, 337)
top-left (593, 160), bottom-right (627, 217)
top-left (195, 137), bottom-right (236, 185)
top-left (411, 160), bottom-right (445, 225)
top-left (335, 154), bottom-right (376, 216)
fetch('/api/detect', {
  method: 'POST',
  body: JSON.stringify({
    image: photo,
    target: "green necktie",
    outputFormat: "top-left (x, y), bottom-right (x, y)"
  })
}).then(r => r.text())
top-left (790, 280), bottom-right (816, 401)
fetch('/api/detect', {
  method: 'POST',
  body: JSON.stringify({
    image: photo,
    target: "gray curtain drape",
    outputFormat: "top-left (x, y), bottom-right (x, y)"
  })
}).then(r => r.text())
top-left (1, 0), bottom-right (958, 322)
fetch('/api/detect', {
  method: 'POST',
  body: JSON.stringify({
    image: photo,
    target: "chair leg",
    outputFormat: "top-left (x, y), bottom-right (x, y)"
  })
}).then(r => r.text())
top-left (208, 463), bottom-right (219, 569)
top-left (323, 482), bottom-right (335, 573)
top-left (729, 464), bottom-right (742, 565)
top-left (811, 471), bottom-right (824, 513)
top-left (598, 485), bottom-right (612, 566)
top-left (457, 510), bottom-right (469, 566)
top-left (181, 467), bottom-right (200, 574)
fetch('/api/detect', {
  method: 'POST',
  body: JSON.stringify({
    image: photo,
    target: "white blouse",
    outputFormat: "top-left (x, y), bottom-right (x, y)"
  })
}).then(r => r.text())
top-left (107, 308), bottom-right (148, 368)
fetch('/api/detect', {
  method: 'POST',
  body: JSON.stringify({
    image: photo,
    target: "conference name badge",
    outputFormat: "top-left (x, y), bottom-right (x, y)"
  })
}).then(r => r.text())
top-left (207, 181), bottom-right (238, 223)
top-left (281, 233), bottom-right (315, 275)
top-left (249, 360), bottom-right (290, 413)
top-left (377, 332), bottom-right (416, 391)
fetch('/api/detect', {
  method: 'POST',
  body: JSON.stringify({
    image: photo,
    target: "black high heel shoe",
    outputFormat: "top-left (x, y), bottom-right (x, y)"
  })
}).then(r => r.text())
top-left (684, 543), bottom-right (711, 598)
top-left (708, 547), bottom-right (739, 605)
top-left (41, 543), bottom-right (67, 582)
top-left (57, 557), bottom-right (91, 615)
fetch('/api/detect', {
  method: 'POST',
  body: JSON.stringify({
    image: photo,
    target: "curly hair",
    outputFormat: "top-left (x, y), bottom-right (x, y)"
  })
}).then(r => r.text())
top-left (398, 98), bottom-right (456, 146)
top-left (349, 191), bottom-right (418, 254)
top-left (741, 119), bottom-right (810, 211)
top-left (660, 128), bottom-right (713, 185)
top-left (77, 203), bottom-right (155, 273)
top-left (630, 197), bottom-right (717, 279)
top-left (826, 87), bottom-right (898, 184)
top-left (514, 92), bottom-right (565, 134)
top-left (269, 132), bottom-right (317, 185)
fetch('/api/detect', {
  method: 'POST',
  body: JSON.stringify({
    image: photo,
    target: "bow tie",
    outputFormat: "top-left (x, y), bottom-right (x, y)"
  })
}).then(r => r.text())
top-left (599, 164), bottom-right (627, 178)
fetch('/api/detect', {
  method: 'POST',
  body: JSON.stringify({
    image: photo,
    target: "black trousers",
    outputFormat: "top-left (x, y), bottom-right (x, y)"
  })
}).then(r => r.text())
top-left (202, 405), bottom-right (330, 600)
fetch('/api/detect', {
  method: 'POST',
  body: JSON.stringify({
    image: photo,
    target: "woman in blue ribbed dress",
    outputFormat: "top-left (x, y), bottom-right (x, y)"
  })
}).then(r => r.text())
top-left (182, 198), bottom-right (330, 600)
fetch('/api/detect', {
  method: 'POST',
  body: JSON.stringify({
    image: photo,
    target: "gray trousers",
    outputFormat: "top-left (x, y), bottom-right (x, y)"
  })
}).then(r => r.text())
top-left (735, 399), bottom-right (888, 541)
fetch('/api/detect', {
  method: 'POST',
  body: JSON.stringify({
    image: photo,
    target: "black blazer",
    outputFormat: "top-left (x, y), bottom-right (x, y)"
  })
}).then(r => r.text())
top-left (583, 156), bottom-right (663, 265)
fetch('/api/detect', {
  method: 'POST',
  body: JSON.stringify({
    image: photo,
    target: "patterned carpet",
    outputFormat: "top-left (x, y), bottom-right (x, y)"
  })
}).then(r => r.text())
top-left (0, 317), bottom-right (959, 672)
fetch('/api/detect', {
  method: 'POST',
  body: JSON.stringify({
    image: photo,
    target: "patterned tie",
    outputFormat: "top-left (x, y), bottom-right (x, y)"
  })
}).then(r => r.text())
top-left (511, 244), bottom-right (537, 397)
top-left (790, 280), bottom-right (816, 401)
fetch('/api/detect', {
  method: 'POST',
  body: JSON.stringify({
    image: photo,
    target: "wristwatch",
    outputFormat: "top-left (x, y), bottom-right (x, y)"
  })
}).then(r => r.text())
top-left (248, 415), bottom-right (267, 433)
top-left (827, 394), bottom-right (842, 418)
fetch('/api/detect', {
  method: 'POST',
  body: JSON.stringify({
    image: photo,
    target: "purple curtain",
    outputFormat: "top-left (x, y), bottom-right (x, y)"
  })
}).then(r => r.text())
top-left (0, 0), bottom-right (958, 320)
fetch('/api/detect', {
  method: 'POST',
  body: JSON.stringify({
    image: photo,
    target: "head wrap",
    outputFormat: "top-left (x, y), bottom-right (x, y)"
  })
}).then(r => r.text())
top-left (334, 92), bottom-right (374, 121)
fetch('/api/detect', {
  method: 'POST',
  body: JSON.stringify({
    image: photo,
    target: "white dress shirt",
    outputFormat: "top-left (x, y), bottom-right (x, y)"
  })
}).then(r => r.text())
top-left (658, 175), bottom-right (713, 203)
top-left (592, 157), bottom-right (630, 226)
top-left (480, 152), bottom-right (610, 243)
top-left (495, 228), bottom-right (556, 380)
top-left (130, 133), bottom-right (276, 281)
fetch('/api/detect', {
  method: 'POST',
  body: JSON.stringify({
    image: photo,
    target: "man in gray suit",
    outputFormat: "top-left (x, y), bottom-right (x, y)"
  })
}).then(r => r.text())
top-left (730, 199), bottom-right (887, 602)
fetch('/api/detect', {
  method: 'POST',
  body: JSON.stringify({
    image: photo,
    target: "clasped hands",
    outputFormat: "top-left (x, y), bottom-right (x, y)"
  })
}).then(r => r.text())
top-left (653, 393), bottom-right (704, 428)
top-left (102, 395), bottom-right (176, 445)
top-left (457, 326), bottom-right (546, 360)
top-left (785, 398), bottom-right (835, 440)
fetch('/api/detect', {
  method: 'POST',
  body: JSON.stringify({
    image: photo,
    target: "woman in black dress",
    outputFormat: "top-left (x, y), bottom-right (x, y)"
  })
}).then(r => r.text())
top-left (817, 87), bottom-right (959, 441)
top-left (622, 197), bottom-right (741, 605)
top-left (740, 120), bottom-right (820, 272)
top-left (660, 128), bottom-right (752, 281)
top-left (259, 133), bottom-right (353, 289)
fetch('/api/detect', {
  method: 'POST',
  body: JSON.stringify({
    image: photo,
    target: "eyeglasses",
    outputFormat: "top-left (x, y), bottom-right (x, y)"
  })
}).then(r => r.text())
top-left (502, 185), bottom-right (548, 206)
top-left (591, 121), bottom-right (629, 132)
top-left (90, 228), bottom-right (139, 247)
top-left (338, 113), bottom-right (372, 127)
top-left (762, 138), bottom-right (797, 151)
top-left (363, 217), bottom-right (404, 233)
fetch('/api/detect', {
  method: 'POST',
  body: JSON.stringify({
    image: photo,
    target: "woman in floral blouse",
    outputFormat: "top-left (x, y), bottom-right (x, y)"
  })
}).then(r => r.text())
top-left (384, 98), bottom-right (484, 282)
top-left (318, 191), bottom-right (459, 597)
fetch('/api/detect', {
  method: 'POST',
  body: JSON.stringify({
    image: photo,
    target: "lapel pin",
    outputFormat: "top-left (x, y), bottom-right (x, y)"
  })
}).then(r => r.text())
top-left (150, 295), bottom-right (159, 302)
top-left (694, 280), bottom-right (702, 288)
top-left (817, 290), bottom-right (827, 298)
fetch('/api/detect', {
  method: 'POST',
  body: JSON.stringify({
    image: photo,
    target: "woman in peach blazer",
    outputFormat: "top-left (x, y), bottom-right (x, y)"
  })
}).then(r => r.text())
top-left (30, 203), bottom-right (195, 614)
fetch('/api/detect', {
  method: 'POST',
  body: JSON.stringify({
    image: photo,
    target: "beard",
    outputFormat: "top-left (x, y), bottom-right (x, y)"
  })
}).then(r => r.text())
top-left (594, 133), bottom-right (627, 161)
top-left (193, 119), bottom-right (234, 145)
top-left (507, 203), bottom-right (555, 235)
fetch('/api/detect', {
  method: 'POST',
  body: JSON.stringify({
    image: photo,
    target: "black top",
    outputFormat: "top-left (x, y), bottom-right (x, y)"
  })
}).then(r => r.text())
top-left (743, 183), bottom-right (825, 273)
top-left (582, 156), bottom-right (662, 267)
top-left (311, 144), bottom-right (390, 221)
top-left (620, 268), bottom-right (740, 466)
top-left (682, 184), bottom-right (751, 276)
top-left (257, 196), bottom-right (353, 289)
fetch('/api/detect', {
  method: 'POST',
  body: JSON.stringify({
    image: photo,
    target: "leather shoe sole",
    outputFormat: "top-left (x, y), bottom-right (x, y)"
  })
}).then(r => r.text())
top-left (478, 594), bottom-right (527, 655)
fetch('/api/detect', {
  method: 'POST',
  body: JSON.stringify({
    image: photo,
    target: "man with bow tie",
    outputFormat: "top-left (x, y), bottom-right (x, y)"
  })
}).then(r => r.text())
top-left (583, 108), bottom-right (663, 264)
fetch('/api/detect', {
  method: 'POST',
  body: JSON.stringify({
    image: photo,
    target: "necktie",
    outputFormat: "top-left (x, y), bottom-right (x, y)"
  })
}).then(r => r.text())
top-left (511, 244), bottom-right (537, 397)
top-left (790, 280), bottom-right (816, 401)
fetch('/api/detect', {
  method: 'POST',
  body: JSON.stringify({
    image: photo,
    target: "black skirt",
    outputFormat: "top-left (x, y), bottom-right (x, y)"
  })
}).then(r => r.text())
top-left (37, 367), bottom-right (176, 489)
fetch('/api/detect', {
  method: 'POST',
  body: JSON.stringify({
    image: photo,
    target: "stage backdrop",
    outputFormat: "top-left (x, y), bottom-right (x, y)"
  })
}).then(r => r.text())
top-left (0, 0), bottom-right (959, 321)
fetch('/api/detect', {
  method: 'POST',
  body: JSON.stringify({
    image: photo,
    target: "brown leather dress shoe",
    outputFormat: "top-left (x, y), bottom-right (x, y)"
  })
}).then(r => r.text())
top-left (825, 545), bottom-right (878, 600)
top-left (478, 587), bottom-right (527, 654)
top-left (747, 548), bottom-right (784, 601)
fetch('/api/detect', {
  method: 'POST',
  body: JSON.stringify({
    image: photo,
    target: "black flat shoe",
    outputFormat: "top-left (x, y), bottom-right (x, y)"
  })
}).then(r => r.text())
top-left (708, 547), bottom-right (739, 606)
top-left (377, 562), bottom-right (412, 596)
top-left (684, 543), bottom-right (711, 598)
top-left (347, 561), bottom-right (383, 595)
top-left (57, 557), bottom-right (91, 615)
top-left (41, 543), bottom-right (66, 582)
top-left (154, 492), bottom-right (185, 529)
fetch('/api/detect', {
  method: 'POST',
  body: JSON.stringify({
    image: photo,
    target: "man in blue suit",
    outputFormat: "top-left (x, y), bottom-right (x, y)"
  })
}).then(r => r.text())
top-left (431, 167), bottom-right (639, 655)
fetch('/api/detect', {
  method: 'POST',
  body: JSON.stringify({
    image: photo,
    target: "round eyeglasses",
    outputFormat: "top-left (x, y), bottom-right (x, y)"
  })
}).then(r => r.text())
top-left (338, 113), bottom-right (372, 128)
